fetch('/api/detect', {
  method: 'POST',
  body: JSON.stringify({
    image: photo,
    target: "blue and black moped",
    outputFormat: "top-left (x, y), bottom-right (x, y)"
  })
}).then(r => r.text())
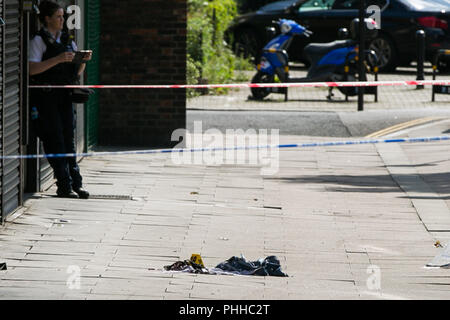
top-left (250, 18), bottom-right (379, 101)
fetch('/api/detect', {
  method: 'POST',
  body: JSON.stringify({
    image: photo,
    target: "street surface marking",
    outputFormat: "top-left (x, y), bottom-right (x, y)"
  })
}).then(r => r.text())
top-left (366, 117), bottom-right (446, 138)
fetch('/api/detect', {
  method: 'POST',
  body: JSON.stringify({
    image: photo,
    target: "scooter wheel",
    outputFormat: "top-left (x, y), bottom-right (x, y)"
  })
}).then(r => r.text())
top-left (338, 86), bottom-right (358, 97)
top-left (251, 72), bottom-right (274, 100)
top-left (337, 73), bottom-right (358, 97)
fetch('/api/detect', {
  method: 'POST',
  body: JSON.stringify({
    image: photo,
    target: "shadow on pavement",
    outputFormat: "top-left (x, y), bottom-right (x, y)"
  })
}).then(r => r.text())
top-left (266, 172), bottom-right (450, 195)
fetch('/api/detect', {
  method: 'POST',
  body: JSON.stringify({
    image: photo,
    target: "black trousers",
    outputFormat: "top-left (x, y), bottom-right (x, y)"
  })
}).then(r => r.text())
top-left (33, 89), bottom-right (83, 192)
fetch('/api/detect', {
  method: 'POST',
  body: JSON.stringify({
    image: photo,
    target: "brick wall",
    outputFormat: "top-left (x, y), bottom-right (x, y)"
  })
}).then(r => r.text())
top-left (99, 0), bottom-right (186, 147)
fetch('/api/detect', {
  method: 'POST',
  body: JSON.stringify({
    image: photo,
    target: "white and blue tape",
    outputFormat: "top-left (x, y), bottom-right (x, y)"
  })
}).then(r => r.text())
top-left (1, 135), bottom-right (449, 160)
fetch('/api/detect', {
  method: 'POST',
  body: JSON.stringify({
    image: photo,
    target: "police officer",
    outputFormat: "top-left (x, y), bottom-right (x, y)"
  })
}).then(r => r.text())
top-left (29, 0), bottom-right (92, 199)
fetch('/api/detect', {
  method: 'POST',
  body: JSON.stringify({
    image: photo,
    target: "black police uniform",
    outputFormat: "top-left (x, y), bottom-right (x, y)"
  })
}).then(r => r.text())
top-left (30, 29), bottom-right (84, 196)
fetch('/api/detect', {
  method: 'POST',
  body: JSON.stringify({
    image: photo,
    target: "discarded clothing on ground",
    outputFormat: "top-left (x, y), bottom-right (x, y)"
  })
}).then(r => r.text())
top-left (215, 255), bottom-right (288, 277)
top-left (164, 260), bottom-right (211, 274)
top-left (164, 255), bottom-right (288, 277)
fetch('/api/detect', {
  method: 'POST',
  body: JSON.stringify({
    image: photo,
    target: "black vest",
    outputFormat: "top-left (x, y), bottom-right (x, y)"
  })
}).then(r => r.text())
top-left (30, 29), bottom-right (79, 85)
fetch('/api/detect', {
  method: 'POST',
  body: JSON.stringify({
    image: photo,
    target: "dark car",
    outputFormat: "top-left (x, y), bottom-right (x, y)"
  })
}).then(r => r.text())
top-left (226, 0), bottom-right (450, 71)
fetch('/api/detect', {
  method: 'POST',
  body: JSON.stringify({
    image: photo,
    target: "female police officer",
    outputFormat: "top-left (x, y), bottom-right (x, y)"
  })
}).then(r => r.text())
top-left (29, 1), bottom-right (92, 199)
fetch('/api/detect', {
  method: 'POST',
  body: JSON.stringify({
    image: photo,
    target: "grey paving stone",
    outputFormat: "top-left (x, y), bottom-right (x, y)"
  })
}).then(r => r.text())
top-left (3, 129), bottom-right (450, 299)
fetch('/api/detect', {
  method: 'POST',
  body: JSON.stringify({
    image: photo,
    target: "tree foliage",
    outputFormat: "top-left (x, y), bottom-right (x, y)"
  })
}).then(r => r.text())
top-left (187, 0), bottom-right (252, 95)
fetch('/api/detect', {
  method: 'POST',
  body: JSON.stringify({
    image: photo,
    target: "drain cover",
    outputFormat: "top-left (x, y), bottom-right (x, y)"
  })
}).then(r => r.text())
top-left (89, 195), bottom-right (133, 201)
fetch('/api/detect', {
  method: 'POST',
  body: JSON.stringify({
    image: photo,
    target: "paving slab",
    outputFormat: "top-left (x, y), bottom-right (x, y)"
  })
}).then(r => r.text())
top-left (2, 119), bottom-right (450, 299)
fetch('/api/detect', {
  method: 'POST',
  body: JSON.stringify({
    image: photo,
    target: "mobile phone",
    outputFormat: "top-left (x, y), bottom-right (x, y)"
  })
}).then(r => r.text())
top-left (72, 50), bottom-right (91, 64)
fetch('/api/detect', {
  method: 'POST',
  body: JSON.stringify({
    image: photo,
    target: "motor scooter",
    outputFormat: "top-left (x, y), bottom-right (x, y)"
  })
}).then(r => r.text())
top-left (250, 18), bottom-right (379, 102)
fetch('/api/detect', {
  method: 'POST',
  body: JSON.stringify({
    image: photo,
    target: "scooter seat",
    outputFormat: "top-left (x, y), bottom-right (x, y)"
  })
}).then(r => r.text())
top-left (304, 39), bottom-right (355, 67)
top-left (304, 40), bottom-right (354, 57)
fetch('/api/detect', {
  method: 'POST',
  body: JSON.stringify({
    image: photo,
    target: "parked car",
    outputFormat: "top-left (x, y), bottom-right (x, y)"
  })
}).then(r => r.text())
top-left (237, 0), bottom-right (280, 14)
top-left (226, 0), bottom-right (450, 71)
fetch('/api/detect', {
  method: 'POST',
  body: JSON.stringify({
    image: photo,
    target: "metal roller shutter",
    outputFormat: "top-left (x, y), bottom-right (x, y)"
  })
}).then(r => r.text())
top-left (0, 0), bottom-right (3, 222)
top-left (1, 0), bottom-right (21, 219)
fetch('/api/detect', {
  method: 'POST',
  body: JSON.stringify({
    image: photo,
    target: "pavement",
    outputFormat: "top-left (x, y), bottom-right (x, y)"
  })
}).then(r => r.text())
top-left (1, 68), bottom-right (450, 300)
top-left (187, 65), bottom-right (450, 112)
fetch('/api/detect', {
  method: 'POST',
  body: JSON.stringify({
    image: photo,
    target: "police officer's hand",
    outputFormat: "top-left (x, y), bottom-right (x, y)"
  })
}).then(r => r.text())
top-left (82, 50), bottom-right (93, 62)
top-left (57, 52), bottom-right (75, 63)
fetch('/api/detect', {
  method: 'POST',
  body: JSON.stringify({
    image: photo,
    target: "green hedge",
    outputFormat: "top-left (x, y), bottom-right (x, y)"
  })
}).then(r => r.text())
top-left (187, 0), bottom-right (252, 95)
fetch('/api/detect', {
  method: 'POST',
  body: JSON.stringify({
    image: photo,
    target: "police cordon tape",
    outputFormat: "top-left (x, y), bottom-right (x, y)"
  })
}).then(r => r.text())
top-left (23, 80), bottom-right (450, 160)
top-left (29, 79), bottom-right (450, 90)
top-left (2, 135), bottom-right (450, 160)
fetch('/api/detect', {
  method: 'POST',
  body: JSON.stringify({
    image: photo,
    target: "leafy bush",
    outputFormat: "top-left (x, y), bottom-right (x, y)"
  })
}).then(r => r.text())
top-left (187, 0), bottom-right (253, 95)
top-left (187, 54), bottom-right (202, 98)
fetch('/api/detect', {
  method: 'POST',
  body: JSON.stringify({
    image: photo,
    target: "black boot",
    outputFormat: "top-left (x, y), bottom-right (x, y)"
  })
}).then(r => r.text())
top-left (73, 187), bottom-right (90, 199)
top-left (56, 176), bottom-right (78, 198)
top-left (56, 188), bottom-right (79, 198)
